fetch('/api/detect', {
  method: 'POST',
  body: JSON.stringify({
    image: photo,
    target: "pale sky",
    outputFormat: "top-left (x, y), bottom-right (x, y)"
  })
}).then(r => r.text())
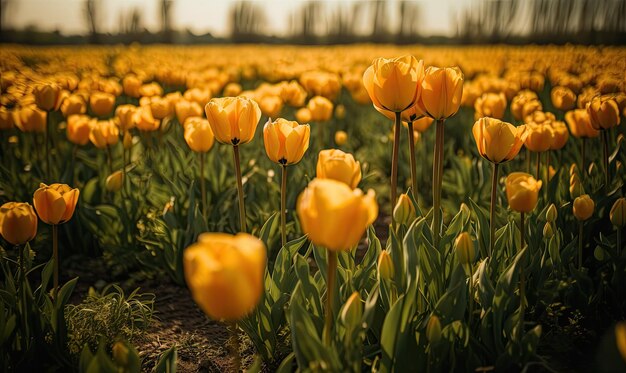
top-left (2, 0), bottom-right (468, 37)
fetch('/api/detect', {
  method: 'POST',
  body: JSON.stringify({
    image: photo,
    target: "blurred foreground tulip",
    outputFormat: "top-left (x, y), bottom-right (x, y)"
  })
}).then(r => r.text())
top-left (316, 149), bottom-right (362, 189)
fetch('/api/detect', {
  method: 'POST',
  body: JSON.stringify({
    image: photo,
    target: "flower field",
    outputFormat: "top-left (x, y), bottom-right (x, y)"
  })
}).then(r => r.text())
top-left (1, 44), bottom-right (626, 372)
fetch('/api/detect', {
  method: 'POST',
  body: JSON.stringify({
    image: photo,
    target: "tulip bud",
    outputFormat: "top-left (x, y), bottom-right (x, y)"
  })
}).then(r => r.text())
top-left (334, 130), bottom-right (348, 146)
top-left (263, 118), bottom-right (310, 165)
top-left (569, 172), bottom-right (584, 199)
top-left (60, 94), bottom-right (87, 118)
top-left (543, 222), bottom-right (554, 239)
top-left (426, 315), bottom-right (442, 344)
top-left (551, 86), bottom-right (576, 111)
top-left (454, 232), bottom-right (475, 265)
top-left (474, 92), bottom-right (507, 120)
top-left (112, 340), bottom-right (141, 372)
top-left (419, 66), bottom-right (463, 120)
top-left (335, 104), bottom-right (346, 119)
top-left (66, 115), bottom-right (92, 146)
top-left (316, 149), bottom-right (362, 189)
top-left (573, 194), bottom-right (594, 221)
top-left (295, 107), bottom-right (312, 123)
top-left (340, 291), bottom-right (363, 326)
top-left (377, 250), bottom-right (394, 281)
top-left (205, 96), bottom-right (261, 146)
top-left (0, 202), bottom-right (38, 245)
top-left (610, 198), bottom-right (626, 228)
top-left (546, 204), bottom-right (558, 223)
top-left (106, 171), bottom-right (124, 192)
top-left (392, 194), bottom-right (416, 225)
top-left (123, 131), bottom-right (133, 149)
top-left (307, 96), bottom-right (334, 122)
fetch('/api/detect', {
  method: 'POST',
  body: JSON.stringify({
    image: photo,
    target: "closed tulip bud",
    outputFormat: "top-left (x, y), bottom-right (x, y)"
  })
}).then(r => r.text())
top-left (565, 109), bottom-right (599, 138)
top-left (123, 131), bottom-right (133, 149)
top-left (393, 193), bottom-right (415, 225)
top-left (587, 96), bottom-right (620, 130)
top-left (296, 107), bottom-right (312, 123)
top-left (419, 66), bottom-right (464, 120)
top-left (183, 233), bottom-right (266, 321)
top-left (297, 178), bottom-right (377, 252)
top-left (524, 123), bottom-right (553, 152)
top-left (0, 202), bottom-right (38, 245)
top-left (60, 94), bottom-right (86, 117)
top-left (573, 194), bottom-right (594, 221)
top-left (263, 118), bottom-right (310, 165)
top-left (543, 222), bottom-right (554, 239)
top-left (473, 117), bottom-right (528, 164)
top-left (33, 82), bottom-right (62, 111)
top-left (184, 117), bottom-right (215, 153)
top-left (610, 198), bottom-right (626, 227)
top-left (112, 341), bottom-right (140, 372)
top-left (122, 75), bottom-right (142, 98)
top-left (175, 99), bottom-right (203, 126)
top-left (66, 114), bottom-right (92, 146)
top-left (334, 130), bottom-right (348, 146)
top-left (89, 119), bottom-right (119, 149)
top-left (569, 172), bottom-right (584, 199)
top-left (474, 92), bottom-right (507, 120)
top-left (105, 171), bottom-right (124, 192)
top-left (377, 250), bottom-right (394, 280)
top-left (505, 172), bottom-right (542, 213)
top-left (454, 232), bottom-right (475, 265)
top-left (551, 86), bottom-right (576, 111)
top-left (133, 105), bottom-right (160, 132)
top-left (33, 183), bottom-right (80, 225)
top-left (0, 107), bottom-right (14, 130)
top-left (550, 121), bottom-right (569, 150)
top-left (307, 96), bottom-right (333, 122)
top-left (546, 204), bottom-right (558, 222)
top-left (426, 315), bottom-right (442, 344)
top-left (363, 56), bottom-right (423, 113)
top-left (316, 149), bottom-right (362, 189)
top-left (205, 96), bottom-right (261, 146)
top-left (13, 106), bottom-right (46, 132)
top-left (340, 291), bottom-right (363, 326)
top-left (115, 104), bottom-right (136, 132)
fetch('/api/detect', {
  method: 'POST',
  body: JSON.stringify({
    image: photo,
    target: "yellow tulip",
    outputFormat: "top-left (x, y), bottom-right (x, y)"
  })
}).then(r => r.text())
top-left (362, 55), bottom-right (423, 113)
top-left (565, 109), bottom-right (599, 138)
top-left (610, 198), bottom-right (626, 228)
top-left (183, 88), bottom-right (212, 107)
top-left (426, 315), bottom-right (442, 343)
top-left (546, 204), bottom-right (558, 222)
top-left (524, 123), bottom-right (553, 152)
top-left (472, 117), bottom-right (527, 164)
top-left (223, 82), bottom-right (242, 97)
top-left (89, 119), bottom-right (119, 149)
top-left (122, 75), bottom-right (142, 98)
top-left (263, 118), bottom-right (310, 165)
top-left (296, 107), bottom-right (312, 123)
top-left (205, 96), bottom-right (261, 146)
top-left (377, 250), bottom-right (394, 280)
top-left (334, 104), bottom-right (346, 119)
top-left (474, 92), bottom-right (507, 120)
top-left (550, 121), bottom-right (569, 150)
top-left (419, 66), bottom-right (464, 120)
top-left (115, 105), bottom-right (137, 132)
top-left (280, 81), bottom-right (307, 107)
top-left (89, 91), bottom-right (116, 117)
top-left (175, 99), bottom-right (203, 126)
top-left (259, 95), bottom-right (284, 118)
top-left (66, 114), bottom-right (92, 146)
top-left (60, 94), bottom-right (87, 118)
top-left (183, 233), bottom-right (266, 321)
top-left (392, 193), bottom-right (415, 225)
top-left (0, 107), bottom-right (14, 130)
top-left (573, 194), bottom-right (594, 221)
top-left (33, 82), bottom-right (62, 111)
top-left (105, 171), bottom-right (124, 192)
top-left (307, 96), bottom-right (333, 122)
top-left (13, 106), bottom-right (46, 132)
top-left (505, 172), bottom-right (542, 213)
top-left (316, 149), bottom-right (362, 189)
top-left (454, 232), bottom-right (475, 265)
top-left (340, 292), bottom-right (363, 325)
top-left (551, 86), bottom-right (576, 111)
top-left (183, 117), bottom-right (215, 153)
top-left (587, 96), bottom-right (621, 130)
top-left (334, 130), bottom-right (348, 146)
top-left (296, 178), bottom-right (378, 252)
top-left (0, 202), bottom-right (38, 245)
top-left (133, 105), bottom-right (160, 132)
top-left (33, 183), bottom-right (80, 225)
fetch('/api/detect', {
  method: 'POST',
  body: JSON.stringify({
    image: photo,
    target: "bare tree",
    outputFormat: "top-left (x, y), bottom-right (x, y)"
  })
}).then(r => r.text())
top-left (370, 0), bottom-right (389, 42)
top-left (398, 0), bottom-right (421, 43)
top-left (230, 0), bottom-right (266, 42)
top-left (160, 0), bottom-right (173, 43)
top-left (84, 0), bottom-right (100, 44)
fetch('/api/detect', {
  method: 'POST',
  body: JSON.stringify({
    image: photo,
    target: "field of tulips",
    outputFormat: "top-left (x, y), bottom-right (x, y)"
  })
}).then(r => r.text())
top-left (1, 44), bottom-right (626, 372)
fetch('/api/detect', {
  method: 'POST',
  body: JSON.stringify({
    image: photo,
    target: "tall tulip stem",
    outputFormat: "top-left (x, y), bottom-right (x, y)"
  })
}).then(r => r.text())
top-left (581, 138), bottom-right (586, 179)
top-left (602, 130), bottom-right (610, 191)
top-left (317, 121), bottom-right (325, 150)
top-left (391, 112), bottom-right (402, 213)
top-left (18, 244), bottom-right (29, 345)
top-left (45, 112), bottom-right (51, 180)
top-left (578, 221), bottom-right (583, 269)
top-left (433, 119), bottom-right (445, 248)
top-left (52, 224), bottom-right (59, 299)
top-left (229, 322), bottom-right (241, 373)
top-left (280, 165), bottom-right (287, 247)
top-left (200, 152), bottom-right (207, 221)
top-left (518, 212), bottom-right (526, 340)
top-left (324, 250), bottom-right (337, 346)
top-left (467, 263), bottom-right (474, 326)
top-left (232, 145), bottom-right (247, 233)
top-left (535, 152), bottom-right (541, 181)
top-left (106, 145), bottom-right (114, 175)
top-left (407, 121), bottom-right (418, 203)
top-left (489, 162), bottom-right (499, 257)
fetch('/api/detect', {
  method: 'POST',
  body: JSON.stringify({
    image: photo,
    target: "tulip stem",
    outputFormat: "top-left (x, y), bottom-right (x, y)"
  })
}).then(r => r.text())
top-left (280, 165), bottom-right (287, 247)
top-left (602, 130), bottom-right (610, 192)
top-left (578, 221), bottom-right (583, 269)
top-left (581, 138), bottom-right (586, 179)
top-left (106, 145), bottom-right (113, 175)
top-left (526, 148), bottom-right (531, 174)
top-left (433, 119), bottom-right (445, 248)
top-left (45, 112), bottom-right (51, 180)
top-left (467, 263), bottom-right (474, 326)
top-left (617, 229), bottom-right (622, 258)
top-left (391, 112), bottom-right (401, 217)
top-left (489, 162), bottom-right (499, 257)
top-left (407, 121), bottom-right (418, 204)
top-left (52, 224), bottom-right (59, 299)
top-left (518, 212), bottom-right (526, 341)
top-left (18, 244), bottom-right (29, 347)
top-left (229, 322), bottom-right (241, 373)
top-left (200, 152), bottom-right (207, 222)
top-left (324, 250), bottom-right (337, 346)
top-left (317, 121), bottom-right (325, 150)
top-left (536, 151), bottom-right (541, 181)
top-left (232, 145), bottom-right (247, 233)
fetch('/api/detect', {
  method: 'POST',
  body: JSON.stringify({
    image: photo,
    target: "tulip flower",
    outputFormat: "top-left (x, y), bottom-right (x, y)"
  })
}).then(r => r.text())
top-left (115, 105), bottom-right (137, 133)
top-left (89, 119), bottom-right (119, 173)
top-left (297, 178), bottom-right (377, 345)
top-left (393, 193), bottom-right (416, 226)
top-left (565, 109), bottom-right (599, 177)
top-left (296, 107), bottom-right (312, 123)
top-left (473, 117), bottom-right (528, 256)
top-left (89, 91), bottom-right (115, 117)
top-left (205, 97), bottom-right (261, 232)
top-left (184, 117), bottom-right (215, 220)
top-left (573, 194), bottom-right (594, 269)
top-left (334, 130), bottom-right (348, 146)
top-left (33, 183), bottom-right (79, 297)
top-left (60, 94), bottom-right (87, 118)
top-left (454, 231), bottom-right (476, 322)
top-left (474, 92), bottom-right (507, 120)
top-left (551, 86), bottom-right (576, 111)
top-left (123, 75), bottom-right (142, 98)
top-left (0, 107), bottom-right (14, 130)
top-left (316, 149), bottom-right (362, 189)
top-left (306, 95), bottom-right (333, 150)
top-left (66, 115), bottom-right (91, 146)
top-left (175, 99), bottom-right (203, 126)
top-left (426, 315), bottom-right (442, 344)
top-left (377, 250), bottom-right (394, 281)
top-left (33, 82), bottom-right (62, 112)
top-left (0, 202), bottom-right (38, 246)
top-left (105, 171), bottom-right (124, 192)
top-left (587, 96), bottom-right (621, 191)
top-left (133, 105), bottom-right (160, 132)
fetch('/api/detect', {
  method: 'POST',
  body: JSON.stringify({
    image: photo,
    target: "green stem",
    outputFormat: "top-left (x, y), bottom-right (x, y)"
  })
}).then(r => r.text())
top-left (602, 130), bottom-right (610, 192)
top-left (433, 119), bottom-right (445, 248)
top-left (391, 112), bottom-right (401, 216)
top-left (519, 212), bottom-right (526, 340)
top-left (106, 144), bottom-right (113, 175)
top-left (230, 322), bottom-right (241, 372)
top-left (536, 151), bottom-right (541, 181)
top-left (489, 162), bottom-right (499, 257)
top-left (233, 145), bottom-right (247, 233)
top-left (324, 250), bottom-right (337, 346)
top-left (200, 152), bottom-right (207, 221)
top-left (618, 229), bottom-right (622, 258)
top-left (52, 224), bottom-right (59, 300)
top-left (45, 112), bottom-right (50, 180)
top-left (407, 121), bottom-right (418, 204)
top-left (281, 165), bottom-right (287, 247)
top-left (581, 138), bottom-right (586, 179)
top-left (526, 148), bottom-right (531, 174)
top-left (467, 263), bottom-right (474, 326)
top-left (317, 121), bottom-right (324, 150)
top-left (19, 244), bottom-right (29, 348)
top-left (578, 221), bottom-right (583, 269)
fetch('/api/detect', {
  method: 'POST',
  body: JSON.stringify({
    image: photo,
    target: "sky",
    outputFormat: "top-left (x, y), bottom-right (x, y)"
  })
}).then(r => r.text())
top-left (2, 0), bottom-right (466, 37)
